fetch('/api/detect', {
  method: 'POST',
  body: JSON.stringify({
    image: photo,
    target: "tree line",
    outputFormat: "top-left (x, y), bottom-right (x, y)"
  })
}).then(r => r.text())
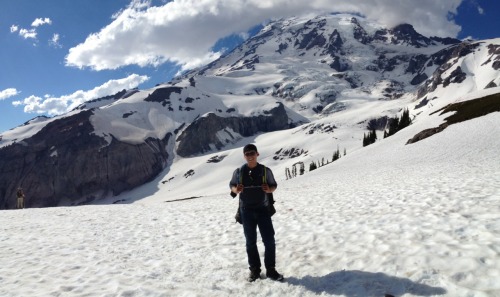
top-left (285, 146), bottom-right (346, 179)
top-left (308, 147), bottom-right (346, 172)
top-left (363, 108), bottom-right (412, 147)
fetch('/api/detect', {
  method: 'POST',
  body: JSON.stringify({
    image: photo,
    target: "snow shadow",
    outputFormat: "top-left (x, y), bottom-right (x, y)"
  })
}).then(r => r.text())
top-left (286, 270), bottom-right (447, 297)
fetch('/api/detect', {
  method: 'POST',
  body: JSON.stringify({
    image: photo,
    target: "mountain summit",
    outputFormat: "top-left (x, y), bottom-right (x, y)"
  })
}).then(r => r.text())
top-left (1, 14), bottom-right (499, 208)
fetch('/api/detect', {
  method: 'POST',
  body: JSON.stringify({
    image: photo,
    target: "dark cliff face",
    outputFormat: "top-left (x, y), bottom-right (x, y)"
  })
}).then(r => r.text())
top-left (351, 17), bottom-right (372, 45)
top-left (176, 103), bottom-right (290, 157)
top-left (0, 110), bottom-right (171, 209)
top-left (377, 24), bottom-right (460, 48)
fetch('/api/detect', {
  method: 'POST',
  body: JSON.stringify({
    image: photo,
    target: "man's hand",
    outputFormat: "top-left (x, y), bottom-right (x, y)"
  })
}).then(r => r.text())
top-left (262, 183), bottom-right (274, 193)
top-left (235, 184), bottom-right (244, 193)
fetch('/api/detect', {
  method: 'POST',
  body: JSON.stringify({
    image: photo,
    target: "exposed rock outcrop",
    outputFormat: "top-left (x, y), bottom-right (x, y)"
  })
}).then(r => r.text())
top-left (407, 93), bottom-right (500, 144)
top-left (416, 42), bottom-right (482, 98)
top-left (0, 110), bottom-right (171, 209)
top-left (176, 103), bottom-right (290, 157)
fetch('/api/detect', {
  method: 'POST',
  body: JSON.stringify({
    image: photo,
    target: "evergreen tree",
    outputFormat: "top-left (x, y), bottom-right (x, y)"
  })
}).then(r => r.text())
top-left (369, 129), bottom-right (377, 144)
top-left (385, 109), bottom-right (412, 138)
top-left (332, 147), bottom-right (341, 162)
top-left (387, 115), bottom-right (399, 137)
top-left (309, 161), bottom-right (317, 171)
top-left (363, 130), bottom-right (377, 147)
top-left (399, 108), bottom-right (412, 130)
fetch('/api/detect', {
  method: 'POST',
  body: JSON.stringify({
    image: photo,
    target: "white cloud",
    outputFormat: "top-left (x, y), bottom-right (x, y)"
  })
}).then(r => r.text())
top-left (32, 17), bottom-right (52, 27)
top-left (13, 74), bottom-right (149, 115)
top-left (65, 0), bottom-right (464, 72)
top-left (0, 88), bottom-right (20, 100)
top-left (10, 17), bottom-right (52, 43)
top-left (49, 33), bottom-right (62, 48)
top-left (19, 28), bottom-right (37, 39)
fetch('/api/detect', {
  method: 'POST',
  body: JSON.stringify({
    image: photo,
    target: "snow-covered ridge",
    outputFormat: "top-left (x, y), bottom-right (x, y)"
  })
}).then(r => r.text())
top-left (0, 13), bottom-right (499, 209)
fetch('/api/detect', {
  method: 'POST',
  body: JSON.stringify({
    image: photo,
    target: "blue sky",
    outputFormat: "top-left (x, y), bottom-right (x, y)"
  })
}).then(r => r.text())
top-left (1, 0), bottom-right (499, 133)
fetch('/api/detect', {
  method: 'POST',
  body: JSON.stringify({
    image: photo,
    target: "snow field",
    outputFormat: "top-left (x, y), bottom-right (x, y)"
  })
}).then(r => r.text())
top-left (1, 112), bottom-right (499, 296)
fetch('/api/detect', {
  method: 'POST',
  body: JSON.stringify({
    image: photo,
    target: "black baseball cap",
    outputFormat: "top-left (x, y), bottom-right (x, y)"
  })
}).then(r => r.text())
top-left (243, 144), bottom-right (258, 153)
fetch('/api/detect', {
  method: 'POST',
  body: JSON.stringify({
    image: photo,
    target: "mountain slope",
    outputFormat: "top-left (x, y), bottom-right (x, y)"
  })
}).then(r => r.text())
top-left (1, 95), bottom-right (499, 296)
top-left (0, 14), bottom-right (499, 208)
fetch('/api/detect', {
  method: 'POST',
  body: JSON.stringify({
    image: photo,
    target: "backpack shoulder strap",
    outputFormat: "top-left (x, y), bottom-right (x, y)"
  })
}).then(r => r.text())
top-left (260, 164), bottom-right (275, 203)
top-left (238, 164), bottom-right (247, 184)
top-left (239, 164), bottom-right (268, 184)
top-left (260, 164), bottom-right (267, 183)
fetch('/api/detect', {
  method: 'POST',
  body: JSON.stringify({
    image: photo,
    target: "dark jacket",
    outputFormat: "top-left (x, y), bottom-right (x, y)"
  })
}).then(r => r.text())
top-left (17, 190), bottom-right (24, 198)
top-left (229, 163), bottom-right (277, 208)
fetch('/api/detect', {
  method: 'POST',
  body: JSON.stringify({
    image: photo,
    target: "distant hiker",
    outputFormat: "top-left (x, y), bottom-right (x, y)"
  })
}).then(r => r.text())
top-left (229, 144), bottom-right (283, 282)
top-left (16, 187), bottom-right (25, 209)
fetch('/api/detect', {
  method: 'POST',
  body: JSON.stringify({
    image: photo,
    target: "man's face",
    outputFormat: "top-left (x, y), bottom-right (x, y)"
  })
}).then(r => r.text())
top-left (244, 150), bottom-right (258, 163)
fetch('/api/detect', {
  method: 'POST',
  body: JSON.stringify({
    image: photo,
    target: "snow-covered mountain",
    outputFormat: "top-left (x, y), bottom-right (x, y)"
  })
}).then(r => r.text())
top-left (1, 83), bottom-right (499, 297)
top-left (0, 14), bottom-right (499, 208)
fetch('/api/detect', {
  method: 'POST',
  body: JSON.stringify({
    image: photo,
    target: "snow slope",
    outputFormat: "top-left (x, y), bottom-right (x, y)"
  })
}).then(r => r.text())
top-left (1, 14), bottom-right (499, 296)
top-left (1, 97), bottom-right (499, 296)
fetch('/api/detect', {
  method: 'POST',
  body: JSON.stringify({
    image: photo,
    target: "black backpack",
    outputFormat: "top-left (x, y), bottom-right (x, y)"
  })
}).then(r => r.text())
top-left (233, 164), bottom-right (276, 224)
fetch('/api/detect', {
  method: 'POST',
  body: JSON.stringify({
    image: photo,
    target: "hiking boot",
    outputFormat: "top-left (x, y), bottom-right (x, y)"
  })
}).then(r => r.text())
top-left (247, 269), bottom-right (261, 282)
top-left (266, 268), bottom-right (284, 281)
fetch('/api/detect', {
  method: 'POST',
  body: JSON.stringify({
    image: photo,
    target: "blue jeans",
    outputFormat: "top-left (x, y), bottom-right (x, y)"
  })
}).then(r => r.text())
top-left (240, 206), bottom-right (276, 270)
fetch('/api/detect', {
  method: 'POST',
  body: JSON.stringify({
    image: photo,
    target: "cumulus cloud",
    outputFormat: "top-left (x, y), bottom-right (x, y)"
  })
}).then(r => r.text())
top-left (12, 74), bottom-right (149, 115)
top-left (65, 0), bottom-right (465, 72)
top-left (0, 88), bottom-right (20, 100)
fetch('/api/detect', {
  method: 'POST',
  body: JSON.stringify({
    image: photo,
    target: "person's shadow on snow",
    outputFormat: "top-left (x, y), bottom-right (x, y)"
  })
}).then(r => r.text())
top-left (286, 270), bottom-right (446, 297)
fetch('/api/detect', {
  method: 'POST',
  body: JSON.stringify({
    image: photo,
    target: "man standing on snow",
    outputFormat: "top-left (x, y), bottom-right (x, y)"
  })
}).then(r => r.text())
top-left (229, 144), bottom-right (283, 282)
